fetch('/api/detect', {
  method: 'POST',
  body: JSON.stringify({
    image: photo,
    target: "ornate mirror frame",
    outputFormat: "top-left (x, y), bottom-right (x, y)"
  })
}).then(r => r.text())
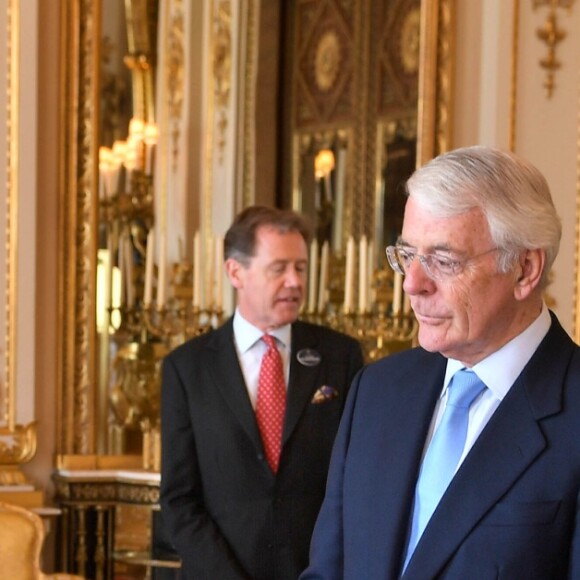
top-left (56, 0), bottom-right (455, 461)
top-left (0, 0), bottom-right (41, 483)
top-left (58, 0), bottom-right (101, 457)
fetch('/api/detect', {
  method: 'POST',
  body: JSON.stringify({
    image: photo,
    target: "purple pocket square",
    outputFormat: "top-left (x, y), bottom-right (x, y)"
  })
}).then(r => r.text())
top-left (311, 385), bottom-right (339, 404)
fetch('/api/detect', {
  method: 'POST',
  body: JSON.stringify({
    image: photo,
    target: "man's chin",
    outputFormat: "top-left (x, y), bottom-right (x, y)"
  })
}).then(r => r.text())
top-left (274, 304), bottom-right (301, 325)
top-left (417, 328), bottom-right (450, 354)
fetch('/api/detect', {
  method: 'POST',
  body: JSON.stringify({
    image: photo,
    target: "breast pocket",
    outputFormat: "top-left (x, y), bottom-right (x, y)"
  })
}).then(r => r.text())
top-left (483, 500), bottom-right (560, 526)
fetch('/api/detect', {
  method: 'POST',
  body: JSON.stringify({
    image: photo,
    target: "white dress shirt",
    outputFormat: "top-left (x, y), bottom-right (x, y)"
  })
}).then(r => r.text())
top-left (424, 303), bottom-right (551, 471)
top-left (232, 309), bottom-right (291, 409)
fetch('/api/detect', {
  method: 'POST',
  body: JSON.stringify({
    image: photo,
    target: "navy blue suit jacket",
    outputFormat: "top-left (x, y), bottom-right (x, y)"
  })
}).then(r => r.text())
top-left (302, 313), bottom-right (580, 579)
top-left (160, 318), bottom-right (364, 580)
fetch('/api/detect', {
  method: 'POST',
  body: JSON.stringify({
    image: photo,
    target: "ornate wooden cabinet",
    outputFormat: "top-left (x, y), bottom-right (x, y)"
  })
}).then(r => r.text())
top-left (54, 464), bottom-right (179, 580)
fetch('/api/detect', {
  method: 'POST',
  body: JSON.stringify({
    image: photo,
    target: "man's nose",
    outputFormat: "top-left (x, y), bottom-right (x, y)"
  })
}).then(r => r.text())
top-left (402, 257), bottom-right (434, 295)
top-left (285, 266), bottom-right (304, 287)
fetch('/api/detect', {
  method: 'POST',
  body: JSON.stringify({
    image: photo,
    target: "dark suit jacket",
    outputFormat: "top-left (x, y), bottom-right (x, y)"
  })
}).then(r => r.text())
top-left (160, 318), bottom-right (364, 580)
top-left (302, 313), bottom-right (580, 579)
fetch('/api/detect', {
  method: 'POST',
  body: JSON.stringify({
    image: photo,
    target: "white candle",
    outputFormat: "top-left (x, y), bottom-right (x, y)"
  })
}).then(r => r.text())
top-left (144, 123), bottom-right (158, 175)
top-left (124, 235), bottom-right (135, 308)
top-left (344, 236), bottom-right (355, 313)
top-left (144, 229), bottom-right (155, 306)
top-left (111, 266), bottom-right (122, 310)
top-left (317, 241), bottom-right (329, 313)
top-left (128, 117), bottom-right (145, 170)
top-left (112, 140), bottom-right (127, 194)
top-left (105, 234), bottom-right (113, 311)
top-left (118, 242), bottom-right (125, 307)
top-left (206, 235), bottom-right (214, 310)
top-left (332, 147), bottom-right (346, 252)
top-left (367, 240), bottom-right (375, 310)
top-left (358, 236), bottom-right (368, 313)
top-left (192, 230), bottom-right (201, 308)
top-left (214, 236), bottom-right (224, 310)
top-left (98, 146), bottom-right (112, 198)
top-left (157, 232), bottom-right (166, 307)
top-left (393, 272), bottom-right (403, 314)
top-left (308, 239), bottom-right (319, 312)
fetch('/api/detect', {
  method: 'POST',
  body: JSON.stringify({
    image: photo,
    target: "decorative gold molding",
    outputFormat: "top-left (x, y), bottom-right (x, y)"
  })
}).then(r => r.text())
top-left (0, 0), bottom-right (40, 483)
top-left (54, 471), bottom-right (160, 505)
top-left (0, 422), bottom-right (36, 463)
top-left (242, 0), bottom-right (259, 208)
top-left (58, 0), bottom-right (101, 455)
top-left (417, 0), bottom-right (455, 164)
top-left (315, 31), bottom-right (342, 92)
top-left (435, 0), bottom-right (454, 156)
top-left (3, 0), bottom-right (19, 434)
top-left (509, 0), bottom-right (520, 152)
top-left (532, 0), bottom-right (575, 98)
top-left (203, 1), bottom-right (217, 239)
top-left (213, 1), bottom-right (232, 164)
top-left (166, 0), bottom-right (185, 174)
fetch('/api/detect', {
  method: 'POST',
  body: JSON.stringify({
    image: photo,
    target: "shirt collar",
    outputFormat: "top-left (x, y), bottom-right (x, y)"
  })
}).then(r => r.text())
top-left (233, 308), bottom-right (292, 353)
top-left (444, 302), bottom-right (551, 401)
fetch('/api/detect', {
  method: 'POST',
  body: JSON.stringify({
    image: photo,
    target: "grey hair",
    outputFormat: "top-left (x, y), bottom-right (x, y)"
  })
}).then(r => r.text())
top-left (405, 145), bottom-right (561, 289)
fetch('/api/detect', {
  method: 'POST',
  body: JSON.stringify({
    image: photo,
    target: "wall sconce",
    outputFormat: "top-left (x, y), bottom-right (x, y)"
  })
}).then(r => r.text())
top-left (533, 0), bottom-right (575, 98)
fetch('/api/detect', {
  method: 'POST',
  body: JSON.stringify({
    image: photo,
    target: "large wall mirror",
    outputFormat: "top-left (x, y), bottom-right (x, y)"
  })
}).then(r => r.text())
top-left (56, 0), bottom-right (454, 463)
top-left (282, 0), bottom-right (453, 259)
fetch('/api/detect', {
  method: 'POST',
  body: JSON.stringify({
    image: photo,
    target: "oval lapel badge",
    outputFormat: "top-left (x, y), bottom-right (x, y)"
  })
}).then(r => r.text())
top-left (296, 348), bottom-right (321, 367)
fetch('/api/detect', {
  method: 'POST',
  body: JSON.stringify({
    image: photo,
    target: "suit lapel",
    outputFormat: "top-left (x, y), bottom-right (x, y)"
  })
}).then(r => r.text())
top-left (370, 355), bottom-right (447, 577)
top-left (282, 321), bottom-right (323, 444)
top-left (404, 314), bottom-right (573, 578)
top-left (404, 384), bottom-right (546, 577)
top-left (205, 320), bottom-right (263, 450)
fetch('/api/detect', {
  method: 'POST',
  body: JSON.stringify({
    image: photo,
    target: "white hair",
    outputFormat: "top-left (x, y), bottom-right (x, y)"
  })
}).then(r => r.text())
top-left (406, 146), bottom-right (561, 289)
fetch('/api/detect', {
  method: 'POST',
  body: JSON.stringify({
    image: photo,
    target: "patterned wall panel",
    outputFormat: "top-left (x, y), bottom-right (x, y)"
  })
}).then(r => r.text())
top-left (284, 0), bottom-right (425, 243)
top-left (294, 0), bottom-right (356, 128)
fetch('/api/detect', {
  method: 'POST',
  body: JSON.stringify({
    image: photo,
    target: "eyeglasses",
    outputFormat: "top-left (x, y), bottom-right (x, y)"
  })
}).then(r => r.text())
top-left (385, 245), bottom-right (498, 281)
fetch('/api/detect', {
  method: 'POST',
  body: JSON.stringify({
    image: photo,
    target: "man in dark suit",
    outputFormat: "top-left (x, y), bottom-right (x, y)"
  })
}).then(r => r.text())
top-left (301, 146), bottom-right (580, 579)
top-left (160, 205), bottom-right (364, 580)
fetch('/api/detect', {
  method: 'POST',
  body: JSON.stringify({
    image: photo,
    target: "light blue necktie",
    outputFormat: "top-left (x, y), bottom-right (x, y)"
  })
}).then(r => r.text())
top-left (402, 369), bottom-right (486, 571)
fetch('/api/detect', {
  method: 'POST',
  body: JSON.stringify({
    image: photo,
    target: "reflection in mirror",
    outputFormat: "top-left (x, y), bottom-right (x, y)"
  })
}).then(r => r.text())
top-left (285, 0), bottom-right (434, 362)
top-left (295, 130), bottom-right (350, 254)
top-left (375, 117), bottom-right (417, 253)
top-left (97, 0), bottom-right (161, 456)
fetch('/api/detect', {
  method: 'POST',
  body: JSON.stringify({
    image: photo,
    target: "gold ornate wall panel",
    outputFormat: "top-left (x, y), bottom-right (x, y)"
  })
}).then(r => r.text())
top-left (58, 0), bottom-right (101, 455)
top-left (2, 0), bottom-right (19, 434)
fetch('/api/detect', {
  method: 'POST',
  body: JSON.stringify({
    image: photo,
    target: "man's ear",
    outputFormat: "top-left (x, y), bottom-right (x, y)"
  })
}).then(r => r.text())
top-left (225, 258), bottom-right (244, 289)
top-left (514, 249), bottom-right (545, 301)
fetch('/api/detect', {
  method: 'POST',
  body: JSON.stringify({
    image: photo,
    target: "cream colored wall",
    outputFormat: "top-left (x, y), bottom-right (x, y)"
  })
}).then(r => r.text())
top-left (22, 0), bottom-right (60, 498)
top-left (454, 0), bottom-right (580, 336)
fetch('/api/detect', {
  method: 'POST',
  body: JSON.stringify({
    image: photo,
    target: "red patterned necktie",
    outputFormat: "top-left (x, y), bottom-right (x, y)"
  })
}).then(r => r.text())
top-left (256, 334), bottom-right (287, 473)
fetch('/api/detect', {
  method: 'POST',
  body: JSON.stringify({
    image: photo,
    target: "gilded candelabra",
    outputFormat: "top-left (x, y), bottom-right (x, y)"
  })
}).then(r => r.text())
top-left (98, 123), bottom-right (224, 466)
top-left (105, 256), bottom-right (224, 466)
top-left (302, 246), bottom-right (418, 362)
